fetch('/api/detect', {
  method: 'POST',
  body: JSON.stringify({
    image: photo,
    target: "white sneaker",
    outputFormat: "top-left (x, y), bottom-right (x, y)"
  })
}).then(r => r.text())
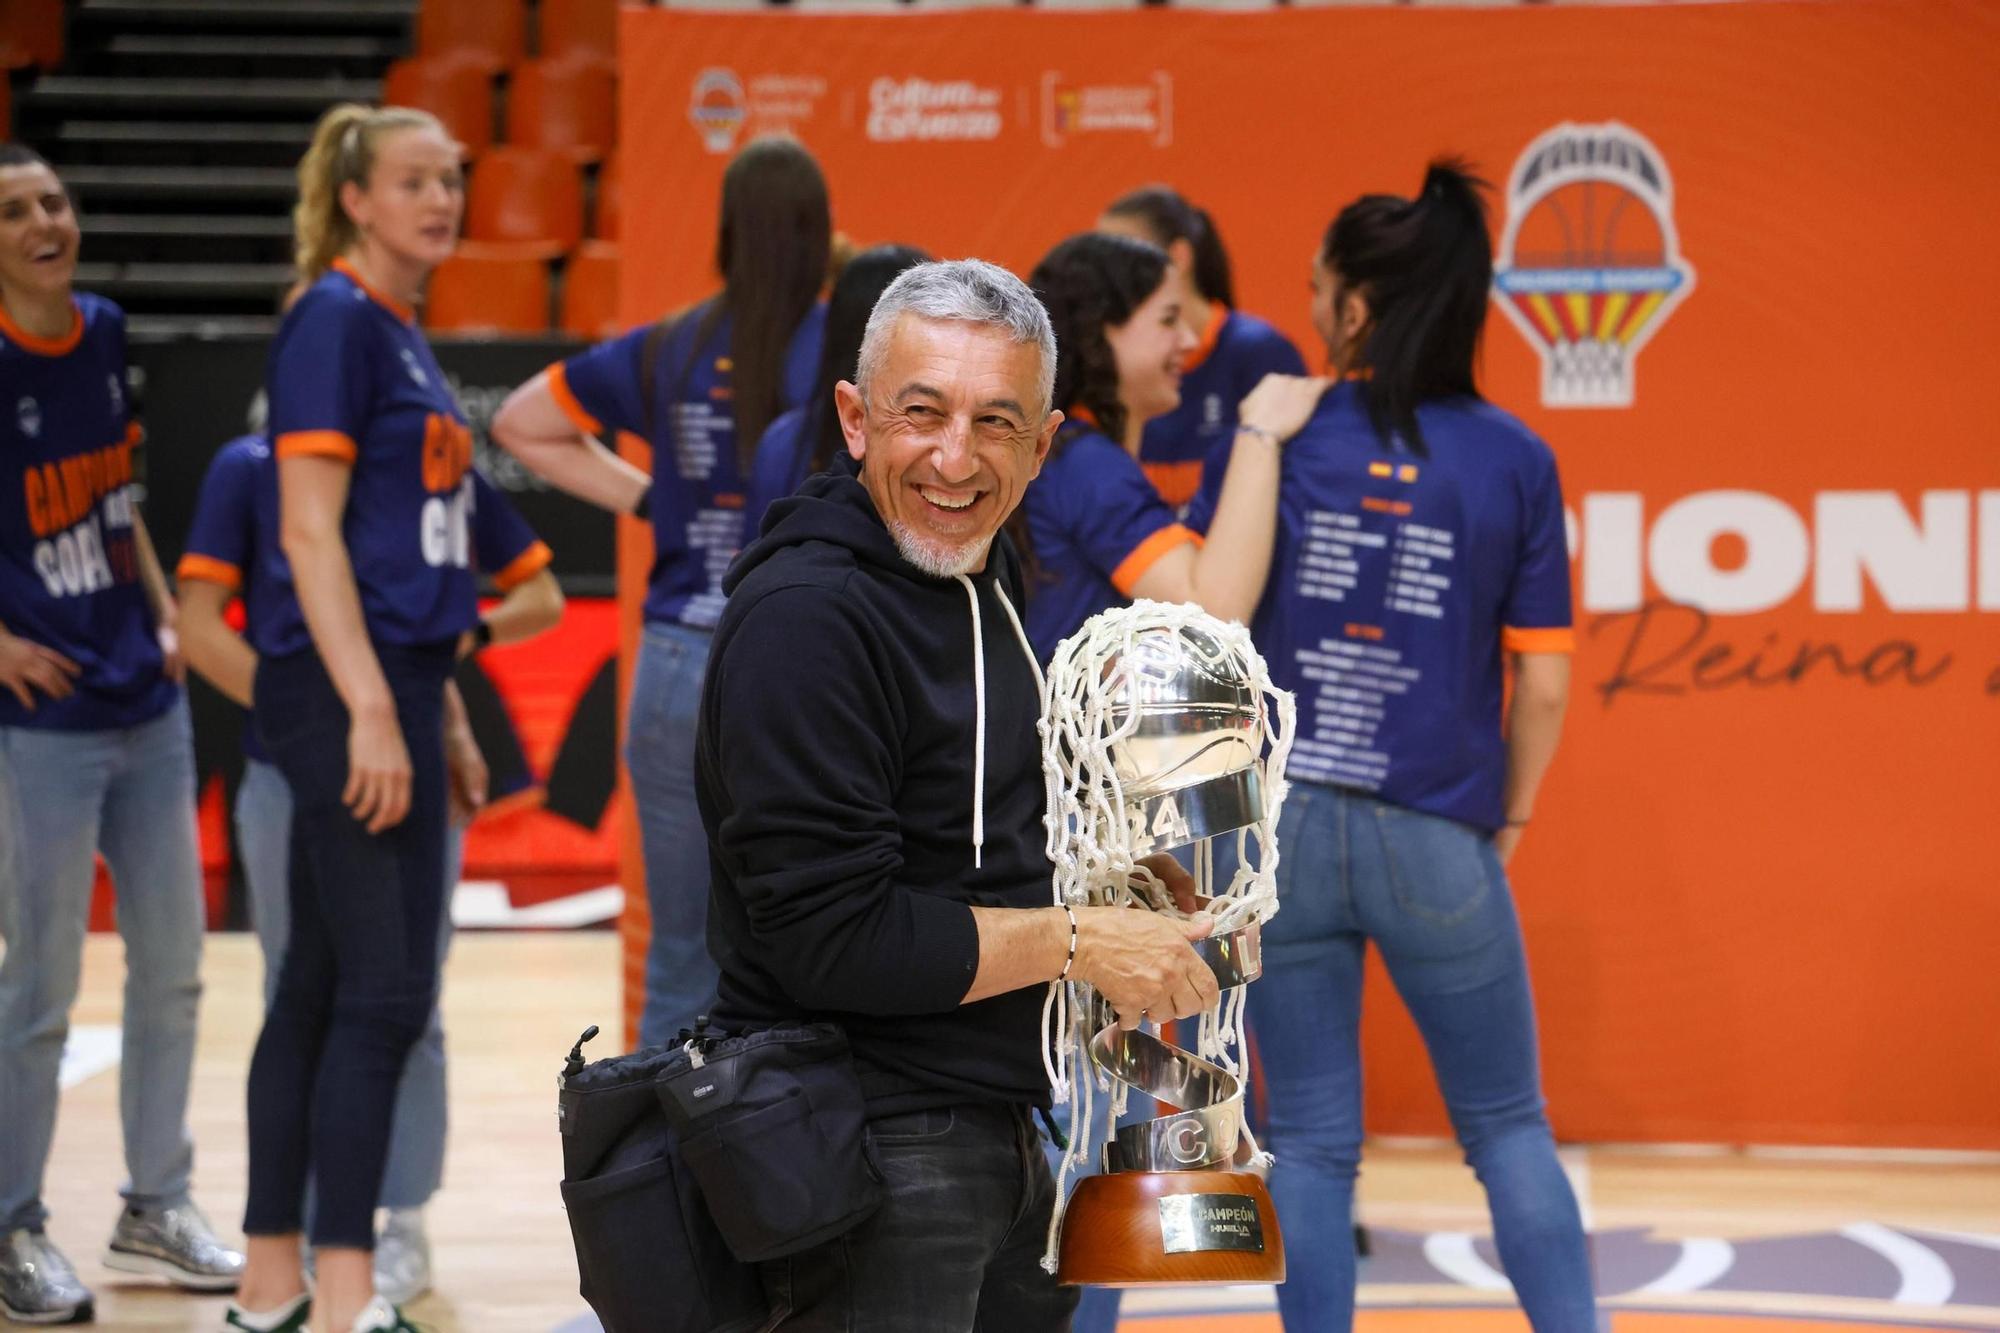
top-left (371, 1209), bottom-right (432, 1306)
top-left (346, 1294), bottom-right (416, 1332)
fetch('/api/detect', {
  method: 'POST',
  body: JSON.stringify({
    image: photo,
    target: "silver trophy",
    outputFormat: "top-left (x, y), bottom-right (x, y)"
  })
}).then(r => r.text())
top-left (1038, 602), bottom-right (1295, 1286)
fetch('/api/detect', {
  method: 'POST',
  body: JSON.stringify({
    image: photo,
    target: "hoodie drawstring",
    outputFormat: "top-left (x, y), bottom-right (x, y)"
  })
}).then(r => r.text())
top-left (955, 574), bottom-right (1047, 872)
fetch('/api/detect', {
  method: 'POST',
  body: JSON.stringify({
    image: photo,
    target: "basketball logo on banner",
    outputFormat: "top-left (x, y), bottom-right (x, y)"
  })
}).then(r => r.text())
top-left (1493, 122), bottom-right (1695, 409)
top-left (688, 68), bottom-right (747, 154)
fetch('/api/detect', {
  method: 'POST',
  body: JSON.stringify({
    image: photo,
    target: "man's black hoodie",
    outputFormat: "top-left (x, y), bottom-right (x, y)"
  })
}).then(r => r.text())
top-left (695, 461), bottom-right (1054, 1114)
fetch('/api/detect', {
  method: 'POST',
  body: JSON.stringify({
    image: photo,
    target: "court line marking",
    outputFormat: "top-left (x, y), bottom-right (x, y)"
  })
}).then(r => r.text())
top-left (1840, 1223), bottom-right (1954, 1306)
top-left (1423, 1232), bottom-right (1513, 1292)
top-left (59, 1024), bottom-right (121, 1090)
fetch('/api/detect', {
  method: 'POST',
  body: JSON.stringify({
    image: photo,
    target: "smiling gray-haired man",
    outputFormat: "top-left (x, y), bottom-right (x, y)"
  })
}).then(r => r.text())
top-left (691, 260), bottom-right (1219, 1330)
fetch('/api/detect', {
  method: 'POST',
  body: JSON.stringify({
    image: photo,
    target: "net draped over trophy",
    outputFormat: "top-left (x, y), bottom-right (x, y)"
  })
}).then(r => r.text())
top-left (1036, 600), bottom-right (1298, 1285)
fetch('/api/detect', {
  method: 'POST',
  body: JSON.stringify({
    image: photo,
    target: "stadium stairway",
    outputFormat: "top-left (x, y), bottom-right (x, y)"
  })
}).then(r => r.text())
top-left (11, 0), bottom-right (419, 337)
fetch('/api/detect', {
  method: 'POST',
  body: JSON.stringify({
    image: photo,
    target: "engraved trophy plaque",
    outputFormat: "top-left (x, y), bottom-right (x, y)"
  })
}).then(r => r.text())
top-left (1036, 601), bottom-right (1296, 1287)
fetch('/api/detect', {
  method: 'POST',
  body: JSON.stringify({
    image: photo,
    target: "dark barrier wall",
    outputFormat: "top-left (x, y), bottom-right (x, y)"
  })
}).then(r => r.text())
top-left (131, 334), bottom-right (615, 594)
top-left (121, 335), bottom-right (624, 927)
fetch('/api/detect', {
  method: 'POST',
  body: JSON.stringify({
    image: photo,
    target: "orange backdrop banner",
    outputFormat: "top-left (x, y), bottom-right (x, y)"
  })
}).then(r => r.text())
top-left (615, 0), bottom-right (2000, 1148)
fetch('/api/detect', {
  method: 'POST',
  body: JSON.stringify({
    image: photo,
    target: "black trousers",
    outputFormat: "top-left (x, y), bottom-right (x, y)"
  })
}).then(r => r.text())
top-left (242, 642), bottom-right (452, 1249)
top-left (760, 1102), bottom-right (1079, 1332)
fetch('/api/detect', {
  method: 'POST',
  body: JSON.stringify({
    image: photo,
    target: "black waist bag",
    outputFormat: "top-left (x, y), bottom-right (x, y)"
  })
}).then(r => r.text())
top-left (557, 1032), bottom-right (767, 1333)
top-left (556, 1022), bottom-right (884, 1333)
top-left (657, 1022), bottom-right (885, 1263)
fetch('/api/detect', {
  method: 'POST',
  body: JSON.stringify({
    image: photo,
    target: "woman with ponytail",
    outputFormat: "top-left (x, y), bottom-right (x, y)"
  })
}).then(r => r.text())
top-left (232, 102), bottom-right (486, 1333)
top-left (1099, 186), bottom-right (1306, 514)
top-left (1201, 160), bottom-right (1596, 1332)
top-left (491, 134), bottom-right (829, 1050)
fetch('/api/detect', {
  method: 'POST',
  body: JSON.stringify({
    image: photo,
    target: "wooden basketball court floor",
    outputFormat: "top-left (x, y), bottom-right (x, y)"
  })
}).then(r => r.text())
top-left (29, 933), bottom-right (2000, 1331)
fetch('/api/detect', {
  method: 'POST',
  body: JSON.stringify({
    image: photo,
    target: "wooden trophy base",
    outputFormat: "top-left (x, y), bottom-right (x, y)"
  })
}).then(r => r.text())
top-left (1056, 1170), bottom-right (1284, 1287)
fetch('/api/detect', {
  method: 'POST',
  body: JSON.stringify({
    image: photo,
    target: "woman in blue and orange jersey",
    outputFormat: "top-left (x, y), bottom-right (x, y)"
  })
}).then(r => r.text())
top-left (0, 142), bottom-right (245, 1325)
top-left (1197, 162), bottom-right (1596, 1333)
top-left (1098, 186), bottom-right (1306, 515)
top-left (746, 242), bottom-right (930, 529)
top-left (1016, 231), bottom-right (1325, 664)
top-left (176, 432), bottom-right (561, 1308)
top-left (491, 134), bottom-right (830, 1048)
top-left (228, 103), bottom-right (489, 1333)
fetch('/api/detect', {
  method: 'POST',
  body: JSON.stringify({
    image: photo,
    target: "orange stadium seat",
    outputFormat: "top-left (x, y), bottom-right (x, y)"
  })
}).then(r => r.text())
top-left (466, 147), bottom-right (584, 260)
top-left (539, 0), bottom-right (617, 67)
top-left (416, 0), bottom-right (525, 77)
top-left (507, 58), bottom-right (615, 164)
top-left (560, 239), bottom-right (620, 339)
top-left (383, 57), bottom-right (494, 156)
top-left (0, 0), bottom-right (65, 69)
top-left (592, 153), bottom-right (621, 241)
top-left (427, 243), bottom-right (551, 334)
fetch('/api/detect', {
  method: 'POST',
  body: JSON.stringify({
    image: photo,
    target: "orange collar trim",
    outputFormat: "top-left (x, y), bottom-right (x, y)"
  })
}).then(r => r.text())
top-left (331, 257), bottom-right (416, 324)
top-left (1066, 403), bottom-right (1101, 429)
top-left (1181, 302), bottom-right (1228, 375)
top-left (0, 298), bottom-right (84, 357)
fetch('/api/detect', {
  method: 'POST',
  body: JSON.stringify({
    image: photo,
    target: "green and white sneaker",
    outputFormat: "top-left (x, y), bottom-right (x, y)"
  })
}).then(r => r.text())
top-left (223, 1291), bottom-right (310, 1332)
top-left (346, 1294), bottom-right (421, 1332)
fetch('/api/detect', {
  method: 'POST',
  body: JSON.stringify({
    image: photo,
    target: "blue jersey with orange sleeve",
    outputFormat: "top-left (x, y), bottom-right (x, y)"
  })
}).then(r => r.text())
top-left (265, 258), bottom-right (479, 650)
top-left (1139, 307), bottom-right (1305, 515)
top-left (179, 435), bottom-right (552, 760)
top-left (1022, 422), bottom-right (1202, 663)
top-left (0, 294), bottom-right (174, 731)
top-left (544, 299), bottom-right (824, 627)
top-left (1210, 381), bottom-right (1573, 830)
top-left (744, 404), bottom-right (811, 541)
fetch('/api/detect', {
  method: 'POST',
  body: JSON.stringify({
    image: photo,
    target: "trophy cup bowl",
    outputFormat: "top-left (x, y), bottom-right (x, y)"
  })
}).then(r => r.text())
top-left (1051, 619), bottom-right (1286, 1287)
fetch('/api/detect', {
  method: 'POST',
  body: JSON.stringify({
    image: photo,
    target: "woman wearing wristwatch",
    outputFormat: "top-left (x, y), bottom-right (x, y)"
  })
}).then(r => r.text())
top-left (1193, 160), bottom-right (1596, 1333)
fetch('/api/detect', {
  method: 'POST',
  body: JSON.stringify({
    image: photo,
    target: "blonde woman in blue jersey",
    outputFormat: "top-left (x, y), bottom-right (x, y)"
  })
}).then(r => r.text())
top-left (1186, 161), bottom-right (1596, 1333)
top-left (230, 104), bottom-right (487, 1333)
top-left (0, 141), bottom-right (245, 1324)
top-left (178, 432), bottom-right (562, 1308)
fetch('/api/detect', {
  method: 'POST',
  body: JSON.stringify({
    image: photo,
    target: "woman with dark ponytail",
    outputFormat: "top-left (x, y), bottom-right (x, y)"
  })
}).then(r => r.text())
top-left (1099, 186), bottom-right (1306, 514)
top-left (1203, 160), bottom-right (1596, 1332)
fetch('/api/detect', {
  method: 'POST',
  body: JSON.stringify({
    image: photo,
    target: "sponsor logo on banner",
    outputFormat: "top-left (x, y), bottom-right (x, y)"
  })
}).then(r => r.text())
top-left (689, 69), bottom-right (829, 154)
top-left (1493, 122), bottom-right (1695, 409)
top-left (865, 78), bottom-right (1002, 143)
top-left (1040, 72), bottom-right (1173, 148)
top-left (688, 68), bottom-right (747, 154)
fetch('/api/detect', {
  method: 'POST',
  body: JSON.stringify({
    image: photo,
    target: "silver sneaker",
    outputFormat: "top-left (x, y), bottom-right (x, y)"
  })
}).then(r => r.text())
top-left (102, 1201), bottom-right (245, 1291)
top-left (371, 1209), bottom-right (432, 1306)
top-left (0, 1228), bottom-right (94, 1325)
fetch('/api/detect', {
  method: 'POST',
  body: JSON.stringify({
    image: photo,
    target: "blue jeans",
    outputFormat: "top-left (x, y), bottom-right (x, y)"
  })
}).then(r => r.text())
top-left (0, 699), bottom-right (205, 1232)
top-left (763, 1102), bottom-right (1078, 1332)
top-left (626, 621), bottom-right (717, 1049)
top-left (243, 645), bottom-right (453, 1250)
top-left (236, 758), bottom-right (459, 1214)
top-left (1245, 784), bottom-right (1596, 1333)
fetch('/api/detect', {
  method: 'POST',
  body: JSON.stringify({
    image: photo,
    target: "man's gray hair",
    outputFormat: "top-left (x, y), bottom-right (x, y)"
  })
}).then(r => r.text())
top-left (855, 258), bottom-right (1056, 419)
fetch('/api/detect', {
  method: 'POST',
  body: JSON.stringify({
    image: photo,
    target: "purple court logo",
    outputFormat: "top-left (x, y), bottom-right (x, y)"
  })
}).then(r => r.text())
top-left (688, 68), bottom-right (748, 155)
top-left (1493, 122), bottom-right (1696, 409)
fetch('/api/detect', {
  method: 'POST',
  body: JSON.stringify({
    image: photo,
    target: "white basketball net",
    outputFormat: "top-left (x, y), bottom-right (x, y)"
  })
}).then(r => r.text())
top-left (1545, 336), bottom-right (1632, 408)
top-left (1035, 599), bottom-right (1297, 1272)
